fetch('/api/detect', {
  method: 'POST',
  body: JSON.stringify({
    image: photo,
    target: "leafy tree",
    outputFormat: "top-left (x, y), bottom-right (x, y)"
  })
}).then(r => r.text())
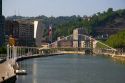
top-left (106, 30), bottom-right (125, 48)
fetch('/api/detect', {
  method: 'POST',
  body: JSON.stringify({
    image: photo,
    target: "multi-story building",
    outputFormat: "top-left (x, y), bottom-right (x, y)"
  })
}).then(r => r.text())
top-left (81, 41), bottom-right (85, 48)
top-left (56, 36), bottom-right (72, 48)
top-left (73, 28), bottom-right (87, 48)
top-left (0, 0), bottom-right (1, 15)
top-left (84, 37), bottom-right (93, 48)
top-left (5, 20), bottom-right (19, 45)
top-left (18, 21), bottom-right (35, 46)
top-left (0, 16), bottom-right (5, 46)
top-left (0, 0), bottom-right (5, 46)
top-left (73, 29), bottom-right (78, 47)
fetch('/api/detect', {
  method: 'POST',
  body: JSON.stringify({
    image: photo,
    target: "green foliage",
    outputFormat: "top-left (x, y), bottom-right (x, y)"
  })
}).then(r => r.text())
top-left (7, 8), bottom-right (125, 42)
top-left (41, 8), bottom-right (125, 41)
top-left (106, 30), bottom-right (125, 48)
top-left (0, 46), bottom-right (7, 54)
top-left (96, 42), bottom-right (109, 49)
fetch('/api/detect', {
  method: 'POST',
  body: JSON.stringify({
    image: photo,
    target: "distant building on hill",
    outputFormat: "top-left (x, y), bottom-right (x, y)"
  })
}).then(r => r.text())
top-left (58, 40), bottom-right (72, 48)
top-left (94, 28), bottom-right (125, 40)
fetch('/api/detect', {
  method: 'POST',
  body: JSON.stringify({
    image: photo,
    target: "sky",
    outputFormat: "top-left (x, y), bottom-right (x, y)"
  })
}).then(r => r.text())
top-left (3, 0), bottom-right (125, 17)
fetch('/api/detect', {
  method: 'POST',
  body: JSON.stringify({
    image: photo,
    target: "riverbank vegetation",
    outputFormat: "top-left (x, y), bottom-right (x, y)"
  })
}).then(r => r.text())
top-left (0, 46), bottom-right (7, 54)
top-left (42, 8), bottom-right (125, 41)
top-left (106, 30), bottom-right (125, 48)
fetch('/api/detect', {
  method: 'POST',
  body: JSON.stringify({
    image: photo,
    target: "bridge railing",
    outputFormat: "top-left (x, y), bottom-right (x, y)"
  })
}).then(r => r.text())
top-left (0, 54), bottom-right (7, 62)
top-left (7, 45), bottom-right (39, 60)
top-left (93, 48), bottom-right (116, 56)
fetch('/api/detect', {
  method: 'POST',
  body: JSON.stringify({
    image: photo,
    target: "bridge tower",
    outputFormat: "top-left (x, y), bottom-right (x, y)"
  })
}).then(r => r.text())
top-left (84, 36), bottom-right (93, 55)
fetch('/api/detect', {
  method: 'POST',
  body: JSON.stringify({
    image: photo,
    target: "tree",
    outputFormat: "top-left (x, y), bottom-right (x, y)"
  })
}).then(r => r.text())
top-left (106, 30), bottom-right (125, 48)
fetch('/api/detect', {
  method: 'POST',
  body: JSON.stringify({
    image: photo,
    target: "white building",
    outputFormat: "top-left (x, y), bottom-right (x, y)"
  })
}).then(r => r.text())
top-left (34, 20), bottom-right (44, 47)
top-left (73, 29), bottom-right (78, 47)
top-left (81, 41), bottom-right (85, 48)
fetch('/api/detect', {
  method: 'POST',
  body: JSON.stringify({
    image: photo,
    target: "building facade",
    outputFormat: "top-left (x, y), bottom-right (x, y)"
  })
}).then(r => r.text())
top-left (0, 0), bottom-right (5, 46)
top-left (18, 21), bottom-right (35, 46)
top-left (5, 20), bottom-right (19, 45)
top-left (73, 28), bottom-right (86, 48)
top-left (58, 40), bottom-right (72, 48)
top-left (0, 0), bottom-right (1, 15)
top-left (0, 16), bottom-right (5, 46)
top-left (34, 20), bottom-right (44, 47)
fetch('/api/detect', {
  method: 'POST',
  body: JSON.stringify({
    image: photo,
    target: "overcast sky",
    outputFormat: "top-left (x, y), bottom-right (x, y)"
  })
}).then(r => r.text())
top-left (3, 0), bottom-right (125, 17)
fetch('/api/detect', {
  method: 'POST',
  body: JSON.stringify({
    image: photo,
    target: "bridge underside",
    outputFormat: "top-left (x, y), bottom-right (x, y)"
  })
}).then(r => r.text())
top-left (84, 48), bottom-right (93, 55)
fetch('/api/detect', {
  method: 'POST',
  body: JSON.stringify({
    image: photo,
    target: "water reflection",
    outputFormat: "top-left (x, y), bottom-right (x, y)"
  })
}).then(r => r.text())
top-left (16, 55), bottom-right (125, 83)
top-left (32, 59), bottom-right (37, 83)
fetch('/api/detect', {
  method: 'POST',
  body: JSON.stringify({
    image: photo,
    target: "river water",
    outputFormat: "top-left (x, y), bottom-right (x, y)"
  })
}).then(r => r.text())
top-left (16, 55), bottom-right (125, 83)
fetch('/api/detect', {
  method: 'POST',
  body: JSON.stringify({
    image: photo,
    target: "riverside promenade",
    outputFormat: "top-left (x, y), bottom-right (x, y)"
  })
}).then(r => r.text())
top-left (0, 59), bottom-right (16, 83)
top-left (0, 52), bottom-right (63, 83)
top-left (0, 44), bottom-right (124, 83)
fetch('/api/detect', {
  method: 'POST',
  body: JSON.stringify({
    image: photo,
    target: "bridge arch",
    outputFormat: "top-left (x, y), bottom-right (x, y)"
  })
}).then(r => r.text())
top-left (47, 34), bottom-right (117, 55)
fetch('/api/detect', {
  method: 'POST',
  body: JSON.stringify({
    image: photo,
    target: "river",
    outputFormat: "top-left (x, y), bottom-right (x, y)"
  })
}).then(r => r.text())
top-left (16, 54), bottom-right (125, 83)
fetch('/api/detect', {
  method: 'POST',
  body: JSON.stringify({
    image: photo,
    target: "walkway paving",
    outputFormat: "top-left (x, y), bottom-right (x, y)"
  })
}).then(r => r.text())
top-left (0, 59), bottom-right (16, 82)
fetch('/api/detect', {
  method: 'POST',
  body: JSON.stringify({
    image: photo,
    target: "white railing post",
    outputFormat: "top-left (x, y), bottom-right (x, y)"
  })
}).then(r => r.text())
top-left (19, 47), bottom-right (21, 57)
top-left (21, 47), bottom-right (24, 55)
top-left (20, 47), bottom-right (21, 56)
top-left (7, 44), bottom-right (10, 60)
top-left (9, 46), bottom-right (12, 59)
top-left (12, 46), bottom-right (13, 59)
top-left (12, 46), bottom-right (17, 60)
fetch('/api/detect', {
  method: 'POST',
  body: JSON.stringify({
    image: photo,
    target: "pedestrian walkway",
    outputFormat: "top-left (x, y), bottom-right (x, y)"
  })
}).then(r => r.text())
top-left (0, 59), bottom-right (15, 82)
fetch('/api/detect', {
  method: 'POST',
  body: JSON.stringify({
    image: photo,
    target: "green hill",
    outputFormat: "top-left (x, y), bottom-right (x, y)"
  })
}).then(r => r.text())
top-left (6, 8), bottom-right (125, 42)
